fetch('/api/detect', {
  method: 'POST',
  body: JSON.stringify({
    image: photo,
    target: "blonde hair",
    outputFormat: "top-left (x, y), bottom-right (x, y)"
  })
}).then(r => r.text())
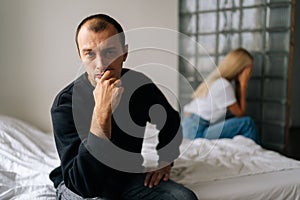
top-left (192, 48), bottom-right (253, 98)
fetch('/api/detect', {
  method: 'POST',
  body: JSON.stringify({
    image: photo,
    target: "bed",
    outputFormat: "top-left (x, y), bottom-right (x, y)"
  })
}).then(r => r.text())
top-left (1, 115), bottom-right (300, 199)
top-left (143, 125), bottom-right (300, 200)
top-left (0, 115), bottom-right (59, 199)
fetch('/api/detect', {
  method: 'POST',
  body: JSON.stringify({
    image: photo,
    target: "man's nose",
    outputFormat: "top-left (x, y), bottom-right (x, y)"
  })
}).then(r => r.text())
top-left (95, 56), bottom-right (108, 71)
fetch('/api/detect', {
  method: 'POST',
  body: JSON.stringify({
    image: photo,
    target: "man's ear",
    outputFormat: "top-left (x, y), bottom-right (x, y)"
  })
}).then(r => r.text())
top-left (122, 44), bottom-right (128, 62)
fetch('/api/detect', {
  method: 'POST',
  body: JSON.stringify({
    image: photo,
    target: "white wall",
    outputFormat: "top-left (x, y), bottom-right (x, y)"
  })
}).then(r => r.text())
top-left (0, 0), bottom-right (178, 132)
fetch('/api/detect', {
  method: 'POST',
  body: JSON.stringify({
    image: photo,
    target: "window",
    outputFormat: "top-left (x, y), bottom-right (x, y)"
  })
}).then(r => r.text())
top-left (179, 0), bottom-right (293, 152)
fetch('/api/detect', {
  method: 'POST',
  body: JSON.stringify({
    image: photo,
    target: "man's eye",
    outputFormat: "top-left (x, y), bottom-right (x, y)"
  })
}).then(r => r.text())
top-left (104, 49), bottom-right (117, 58)
top-left (86, 51), bottom-right (96, 58)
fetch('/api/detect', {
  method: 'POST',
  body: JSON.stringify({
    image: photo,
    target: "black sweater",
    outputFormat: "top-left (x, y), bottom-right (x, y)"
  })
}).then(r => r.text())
top-left (49, 68), bottom-right (182, 199)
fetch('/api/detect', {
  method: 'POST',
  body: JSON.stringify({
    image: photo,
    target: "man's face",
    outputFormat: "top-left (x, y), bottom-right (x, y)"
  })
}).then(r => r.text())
top-left (77, 23), bottom-right (127, 87)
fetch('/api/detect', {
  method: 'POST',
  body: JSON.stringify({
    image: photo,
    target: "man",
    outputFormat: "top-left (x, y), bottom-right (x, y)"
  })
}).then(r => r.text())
top-left (50, 13), bottom-right (198, 199)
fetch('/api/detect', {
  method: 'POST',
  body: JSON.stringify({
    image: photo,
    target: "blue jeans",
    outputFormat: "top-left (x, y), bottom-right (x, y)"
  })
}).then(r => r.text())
top-left (121, 174), bottom-right (198, 200)
top-left (181, 113), bottom-right (259, 143)
top-left (56, 174), bottom-right (198, 200)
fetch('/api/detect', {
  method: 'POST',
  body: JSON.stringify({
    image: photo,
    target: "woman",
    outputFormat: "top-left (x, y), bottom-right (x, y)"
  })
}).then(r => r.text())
top-left (181, 48), bottom-right (259, 143)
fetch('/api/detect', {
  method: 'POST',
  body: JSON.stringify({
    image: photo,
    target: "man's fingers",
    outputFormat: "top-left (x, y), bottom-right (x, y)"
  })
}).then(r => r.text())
top-left (144, 172), bottom-right (152, 186)
top-left (144, 165), bottom-right (172, 188)
top-left (112, 79), bottom-right (122, 88)
top-left (100, 69), bottom-right (113, 80)
top-left (100, 68), bottom-right (121, 81)
top-left (154, 173), bottom-right (164, 186)
top-left (163, 172), bottom-right (169, 181)
top-left (111, 86), bottom-right (124, 112)
top-left (149, 172), bottom-right (159, 188)
top-left (103, 78), bottom-right (118, 85)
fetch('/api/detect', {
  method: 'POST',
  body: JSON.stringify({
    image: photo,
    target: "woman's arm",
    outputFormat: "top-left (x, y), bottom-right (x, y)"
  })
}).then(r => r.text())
top-left (227, 87), bottom-right (246, 117)
top-left (228, 66), bottom-right (252, 117)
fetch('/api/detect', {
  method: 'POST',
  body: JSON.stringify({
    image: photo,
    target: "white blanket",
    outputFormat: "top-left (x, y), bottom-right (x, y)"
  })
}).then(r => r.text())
top-left (142, 125), bottom-right (300, 184)
top-left (171, 136), bottom-right (300, 185)
top-left (142, 125), bottom-right (300, 199)
top-left (0, 115), bottom-right (59, 199)
top-left (1, 116), bottom-right (300, 199)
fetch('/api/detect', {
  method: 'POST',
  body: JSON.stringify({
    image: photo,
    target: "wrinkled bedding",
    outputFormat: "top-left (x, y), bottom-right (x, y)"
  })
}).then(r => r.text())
top-left (142, 124), bottom-right (300, 199)
top-left (0, 115), bottom-right (59, 199)
top-left (1, 115), bottom-right (300, 199)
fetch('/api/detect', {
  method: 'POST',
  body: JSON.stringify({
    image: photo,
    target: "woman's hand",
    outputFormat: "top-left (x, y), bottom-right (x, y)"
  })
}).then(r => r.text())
top-left (237, 65), bottom-right (252, 87)
top-left (230, 64), bottom-right (253, 117)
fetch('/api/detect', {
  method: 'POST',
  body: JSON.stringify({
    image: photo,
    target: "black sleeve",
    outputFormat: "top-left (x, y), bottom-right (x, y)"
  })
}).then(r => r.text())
top-left (51, 90), bottom-right (112, 198)
top-left (129, 79), bottom-right (182, 165)
top-left (149, 84), bottom-right (182, 164)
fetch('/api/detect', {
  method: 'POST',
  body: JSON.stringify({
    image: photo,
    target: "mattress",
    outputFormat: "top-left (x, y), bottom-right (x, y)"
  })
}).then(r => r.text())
top-left (142, 124), bottom-right (300, 200)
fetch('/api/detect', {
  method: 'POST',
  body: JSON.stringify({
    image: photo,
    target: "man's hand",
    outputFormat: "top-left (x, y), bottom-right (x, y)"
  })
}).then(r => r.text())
top-left (93, 70), bottom-right (123, 114)
top-left (144, 163), bottom-right (172, 188)
top-left (90, 70), bottom-right (123, 139)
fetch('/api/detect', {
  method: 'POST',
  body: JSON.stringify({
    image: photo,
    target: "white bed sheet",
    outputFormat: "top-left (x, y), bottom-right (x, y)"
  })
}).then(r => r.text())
top-left (188, 168), bottom-right (300, 200)
top-left (142, 125), bottom-right (300, 200)
top-left (173, 138), bottom-right (300, 200)
top-left (1, 116), bottom-right (300, 200)
top-left (0, 115), bottom-right (59, 199)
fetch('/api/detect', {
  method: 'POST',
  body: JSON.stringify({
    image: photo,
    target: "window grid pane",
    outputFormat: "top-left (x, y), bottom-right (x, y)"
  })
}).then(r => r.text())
top-left (179, 0), bottom-right (292, 152)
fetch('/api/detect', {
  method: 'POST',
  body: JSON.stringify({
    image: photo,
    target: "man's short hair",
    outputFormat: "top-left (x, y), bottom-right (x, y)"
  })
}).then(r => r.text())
top-left (75, 13), bottom-right (126, 53)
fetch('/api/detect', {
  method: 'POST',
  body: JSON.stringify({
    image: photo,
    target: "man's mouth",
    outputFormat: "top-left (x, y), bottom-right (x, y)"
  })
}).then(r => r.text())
top-left (95, 72), bottom-right (104, 83)
top-left (95, 73), bottom-right (104, 79)
top-left (95, 68), bottom-right (112, 82)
